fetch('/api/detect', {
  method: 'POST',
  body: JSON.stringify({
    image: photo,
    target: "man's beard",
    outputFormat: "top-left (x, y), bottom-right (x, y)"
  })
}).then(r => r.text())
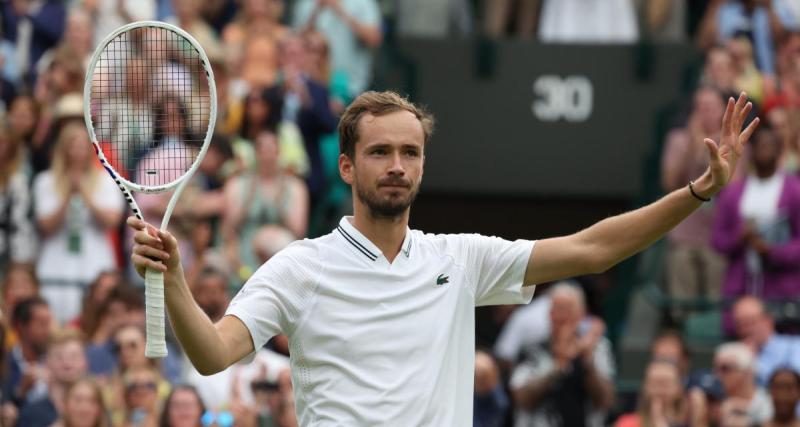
top-left (355, 175), bottom-right (420, 219)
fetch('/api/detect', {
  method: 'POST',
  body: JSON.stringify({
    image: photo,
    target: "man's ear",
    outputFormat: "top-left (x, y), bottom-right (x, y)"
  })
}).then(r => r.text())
top-left (339, 153), bottom-right (354, 185)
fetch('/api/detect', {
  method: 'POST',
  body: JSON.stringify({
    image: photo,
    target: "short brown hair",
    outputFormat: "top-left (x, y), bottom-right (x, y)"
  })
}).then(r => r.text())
top-left (48, 327), bottom-right (85, 351)
top-left (338, 91), bottom-right (434, 158)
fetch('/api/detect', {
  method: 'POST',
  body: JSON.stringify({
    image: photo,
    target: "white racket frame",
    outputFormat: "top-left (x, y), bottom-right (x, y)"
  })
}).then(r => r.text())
top-left (83, 20), bottom-right (217, 358)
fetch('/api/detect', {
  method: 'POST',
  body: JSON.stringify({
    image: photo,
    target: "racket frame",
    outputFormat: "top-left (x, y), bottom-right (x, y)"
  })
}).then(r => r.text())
top-left (83, 20), bottom-right (217, 357)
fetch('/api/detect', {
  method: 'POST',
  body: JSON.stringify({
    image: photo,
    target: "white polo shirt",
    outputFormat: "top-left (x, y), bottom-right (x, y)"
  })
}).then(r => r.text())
top-left (226, 217), bottom-right (536, 426)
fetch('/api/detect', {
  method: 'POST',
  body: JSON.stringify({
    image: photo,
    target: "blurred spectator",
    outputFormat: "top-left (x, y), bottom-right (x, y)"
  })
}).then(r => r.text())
top-left (0, 0), bottom-right (66, 84)
top-left (158, 384), bottom-right (205, 427)
top-left (76, 270), bottom-right (123, 334)
top-left (661, 86), bottom-right (728, 320)
top-left (614, 360), bottom-right (687, 427)
top-left (483, 0), bottom-right (540, 38)
top-left (31, 46), bottom-right (85, 159)
top-left (764, 368), bottom-right (800, 427)
top-left (1, 263), bottom-right (39, 338)
top-left (267, 35), bottom-right (337, 212)
top-left (183, 267), bottom-right (290, 411)
top-left (474, 350), bottom-right (509, 427)
top-left (395, 0), bottom-right (473, 38)
top-left (252, 224), bottom-right (297, 264)
top-left (763, 102), bottom-right (800, 172)
top-left (37, 7), bottom-right (93, 76)
top-left (52, 377), bottom-right (109, 427)
top-left (3, 296), bottom-right (52, 407)
top-left (697, 0), bottom-right (799, 76)
top-left (86, 0), bottom-right (155, 47)
top-left (7, 94), bottom-right (40, 177)
top-left (106, 324), bottom-right (171, 426)
top-left (222, 130), bottom-right (308, 277)
top-left (85, 285), bottom-right (144, 377)
top-left (712, 126), bottom-right (800, 312)
top-left (0, 24), bottom-right (20, 87)
top-left (166, 0), bottom-right (223, 61)
top-left (15, 328), bottom-right (88, 427)
top-left (300, 29), bottom-right (354, 235)
top-left (730, 36), bottom-right (768, 103)
top-left (222, 0), bottom-right (288, 90)
top-left (714, 342), bottom-right (774, 424)
top-left (33, 122), bottom-right (123, 323)
top-left (702, 46), bottom-right (739, 95)
top-left (686, 370), bottom-right (726, 427)
top-left (649, 330), bottom-right (691, 379)
top-left (120, 365), bottom-right (167, 427)
top-left (190, 268), bottom-right (229, 323)
top-left (0, 121), bottom-right (36, 274)
top-left (92, 57), bottom-right (155, 174)
top-left (632, 0), bottom-right (688, 42)
top-left (237, 87), bottom-right (309, 178)
top-left (494, 284), bottom-right (562, 369)
top-left (294, 0), bottom-right (382, 98)
top-left (510, 284), bottom-right (615, 427)
top-left (537, 0), bottom-right (639, 43)
top-left (732, 295), bottom-right (800, 385)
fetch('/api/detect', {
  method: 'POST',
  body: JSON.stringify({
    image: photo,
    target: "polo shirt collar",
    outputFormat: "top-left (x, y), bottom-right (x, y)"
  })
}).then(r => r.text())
top-left (336, 216), bottom-right (413, 262)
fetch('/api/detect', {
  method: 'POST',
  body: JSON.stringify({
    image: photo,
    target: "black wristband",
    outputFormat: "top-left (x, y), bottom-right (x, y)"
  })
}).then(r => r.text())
top-left (689, 181), bottom-right (711, 202)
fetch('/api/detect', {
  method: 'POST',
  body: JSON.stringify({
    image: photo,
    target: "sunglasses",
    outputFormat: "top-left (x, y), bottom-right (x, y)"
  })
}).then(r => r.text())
top-left (113, 340), bottom-right (141, 354)
top-left (125, 381), bottom-right (157, 392)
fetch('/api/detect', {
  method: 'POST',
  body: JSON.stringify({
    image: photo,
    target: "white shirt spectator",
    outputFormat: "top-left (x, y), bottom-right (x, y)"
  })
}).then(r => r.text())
top-left (33, 171), bottom-right (123, 322)
top-left (538, 0), bottom-right (639, 43)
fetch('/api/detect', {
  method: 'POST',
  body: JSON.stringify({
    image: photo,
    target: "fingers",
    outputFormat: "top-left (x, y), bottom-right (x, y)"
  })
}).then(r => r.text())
top-left (131, 253), bottom-right (167, 272)
top-left (704, 138), bottom-right (721, 163)
top-left (133, 243), bottom-right (170, 262)
top-left (156, 229), bottom-right (179, 252)
top-left (721, 97), bottom-right (734, 134)
top-left (133, 227), bottom-right (164, 250)
top-left (740, 116), bottom-right (760, 143)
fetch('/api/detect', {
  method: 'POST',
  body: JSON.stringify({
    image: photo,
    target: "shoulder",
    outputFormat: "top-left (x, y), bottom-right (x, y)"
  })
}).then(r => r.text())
top-left (250, 236), bottom-right (330, 280)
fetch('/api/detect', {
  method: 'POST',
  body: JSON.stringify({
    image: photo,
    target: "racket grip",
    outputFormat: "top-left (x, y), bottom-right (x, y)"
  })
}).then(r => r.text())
top-left (144, 268), bottom-right (168, 358)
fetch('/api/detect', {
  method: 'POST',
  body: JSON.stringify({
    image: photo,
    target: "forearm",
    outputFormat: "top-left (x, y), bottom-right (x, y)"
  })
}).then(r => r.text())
top-left (579, 173), bottom-right (710, 272)
top-left (82, 193), bottom-right (122, 229)
top-left (337, 10), bottom-right (382, 48)
top-left (696, 4), bottom-right (721, 50)
top-left (583, 363), bottom-right (614, 409)
top-left (164, 267), bottom-right (231, 375)
top-left (513, 370), bottom-right (559, 410)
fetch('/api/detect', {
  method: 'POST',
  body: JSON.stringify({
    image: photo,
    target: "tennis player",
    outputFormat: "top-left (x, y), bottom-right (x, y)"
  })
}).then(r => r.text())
top-left (128, 90), bottom-right (757, 425)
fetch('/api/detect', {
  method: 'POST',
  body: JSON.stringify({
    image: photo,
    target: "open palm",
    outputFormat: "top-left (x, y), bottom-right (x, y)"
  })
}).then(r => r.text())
top-left (703, 92), bottom-right (760, 193)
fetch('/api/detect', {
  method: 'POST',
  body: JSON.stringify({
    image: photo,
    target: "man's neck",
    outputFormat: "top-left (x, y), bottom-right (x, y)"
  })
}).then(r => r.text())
top-left (351, 209), bottom-right (409, 263)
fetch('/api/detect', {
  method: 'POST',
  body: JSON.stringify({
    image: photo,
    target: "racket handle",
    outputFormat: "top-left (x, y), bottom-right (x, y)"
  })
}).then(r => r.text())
top-left (144, 268), bottom-right (168, 358)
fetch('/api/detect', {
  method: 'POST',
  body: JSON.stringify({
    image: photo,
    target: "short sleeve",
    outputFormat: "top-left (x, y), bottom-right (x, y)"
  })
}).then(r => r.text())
top-left (224, 240), bottom-right (320, 359)
top-left (350, 0), bottom-right (381, 26)
top-left (445, 234), bottom-right (535, 306)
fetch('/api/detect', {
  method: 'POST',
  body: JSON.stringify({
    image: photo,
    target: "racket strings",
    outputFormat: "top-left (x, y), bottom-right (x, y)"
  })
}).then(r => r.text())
top-left (89, 26), bottom-right (210, 188)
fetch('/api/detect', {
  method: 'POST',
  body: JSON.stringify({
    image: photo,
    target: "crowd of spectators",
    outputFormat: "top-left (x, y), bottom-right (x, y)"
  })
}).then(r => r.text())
top-left (2, 1), bottom-right (800, 427)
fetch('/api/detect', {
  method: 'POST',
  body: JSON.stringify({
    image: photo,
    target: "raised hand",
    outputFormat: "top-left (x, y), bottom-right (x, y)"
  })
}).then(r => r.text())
top-left (699, 92), bottom-right (760, 197)
top-left (127, 216), bottom-right (181, 277)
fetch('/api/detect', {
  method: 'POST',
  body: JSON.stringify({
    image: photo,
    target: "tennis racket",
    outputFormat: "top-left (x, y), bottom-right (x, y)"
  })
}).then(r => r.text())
top-left (83, 21), bottom-right (217, 358)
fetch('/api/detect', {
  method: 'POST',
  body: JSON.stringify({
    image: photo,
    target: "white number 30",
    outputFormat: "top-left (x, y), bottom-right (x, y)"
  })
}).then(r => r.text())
top-left (531, 75), bottom-right (593, 122)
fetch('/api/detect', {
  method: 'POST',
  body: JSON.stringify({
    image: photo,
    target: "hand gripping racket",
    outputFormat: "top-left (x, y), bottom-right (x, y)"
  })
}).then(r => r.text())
top-left (83, 21), bottom-right (216, 358)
